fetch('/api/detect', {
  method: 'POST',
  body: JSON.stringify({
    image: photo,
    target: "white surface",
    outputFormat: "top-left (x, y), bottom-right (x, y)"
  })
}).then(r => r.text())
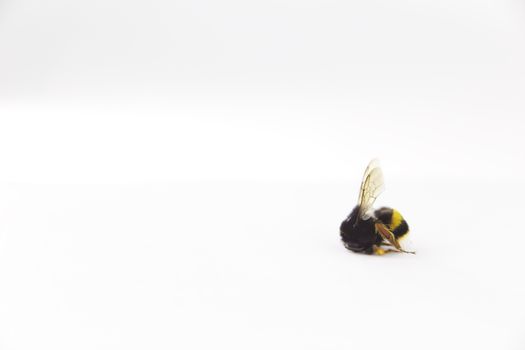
top-left (1, 179), bottom-right (524, 350)
top-left (1, 0), bottom-right (525, 349)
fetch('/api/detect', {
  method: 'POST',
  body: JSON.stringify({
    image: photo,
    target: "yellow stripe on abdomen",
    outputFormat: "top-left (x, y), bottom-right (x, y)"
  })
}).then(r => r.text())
top-left (390, 209), bottom-right (403, 230)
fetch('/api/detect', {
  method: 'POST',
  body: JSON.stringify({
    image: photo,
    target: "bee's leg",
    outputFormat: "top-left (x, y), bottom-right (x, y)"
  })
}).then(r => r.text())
top-left (375, 222), bottom-right (415, 254)
top-left (373, 245), bottom-right (399, 255)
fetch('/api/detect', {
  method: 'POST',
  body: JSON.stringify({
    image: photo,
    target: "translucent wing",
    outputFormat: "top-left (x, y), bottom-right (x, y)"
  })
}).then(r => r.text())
top-left (357, 159), bottom-right (385, 220)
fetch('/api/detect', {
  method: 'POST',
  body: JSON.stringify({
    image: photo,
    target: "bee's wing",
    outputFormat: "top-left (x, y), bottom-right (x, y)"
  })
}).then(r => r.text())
top-left (357, 159), bottom-right (385, 220)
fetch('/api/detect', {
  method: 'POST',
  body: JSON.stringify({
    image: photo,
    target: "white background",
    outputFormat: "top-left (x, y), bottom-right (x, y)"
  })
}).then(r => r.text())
top-left (1, 0), bottom-right (525, 349)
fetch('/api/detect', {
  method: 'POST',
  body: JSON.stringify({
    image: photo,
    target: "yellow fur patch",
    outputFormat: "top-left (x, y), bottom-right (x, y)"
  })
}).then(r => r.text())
top-left (390, 209), bottom-right (409, 241)
top-left (374, 247), bottom-right (386, 255)
top-left (390, 209), bottom-right (403, 230)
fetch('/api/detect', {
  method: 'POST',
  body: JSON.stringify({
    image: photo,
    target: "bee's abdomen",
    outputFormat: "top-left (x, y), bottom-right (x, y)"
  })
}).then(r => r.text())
top-left (374, 207), bottom-right (409, 239)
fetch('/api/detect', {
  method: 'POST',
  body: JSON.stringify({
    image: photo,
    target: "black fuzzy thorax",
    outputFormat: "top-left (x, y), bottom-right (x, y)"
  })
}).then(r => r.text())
top-left (340, 205), bottom-right (381, 254)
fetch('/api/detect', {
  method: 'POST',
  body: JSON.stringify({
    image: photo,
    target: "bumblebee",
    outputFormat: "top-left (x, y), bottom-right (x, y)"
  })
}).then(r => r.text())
top-left (340, 159), bottom-right (414, 255)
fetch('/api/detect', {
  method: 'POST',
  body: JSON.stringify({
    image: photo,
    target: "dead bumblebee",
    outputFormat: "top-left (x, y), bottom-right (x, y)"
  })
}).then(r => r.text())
top-left (340, 159), bottom-right (414, 255)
